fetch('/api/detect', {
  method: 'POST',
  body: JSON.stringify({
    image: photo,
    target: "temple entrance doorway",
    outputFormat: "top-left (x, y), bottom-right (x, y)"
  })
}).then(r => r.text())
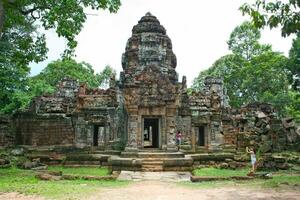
top-left (198, 126), bottom-right (205, 146)
top-left (93, 125), bottom-right (105, 146)
top-left (143, 118), bottom-right (159, 148)
top-left (93, 125), bottom-right (99, 146)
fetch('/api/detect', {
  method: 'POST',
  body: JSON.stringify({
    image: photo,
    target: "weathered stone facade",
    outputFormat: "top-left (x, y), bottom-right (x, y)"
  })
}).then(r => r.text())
top-left (0, 115), bottom-right (13, 147)
top-left (0, 13), bottom-right (299, 156)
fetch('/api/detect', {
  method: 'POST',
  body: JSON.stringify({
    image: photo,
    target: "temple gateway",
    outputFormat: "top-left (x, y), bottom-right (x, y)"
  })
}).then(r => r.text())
top-left (0, 13), bottom-right (298, 171)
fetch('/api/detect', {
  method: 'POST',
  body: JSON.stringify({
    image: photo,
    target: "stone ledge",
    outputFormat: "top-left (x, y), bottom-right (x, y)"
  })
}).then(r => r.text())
top-left (190, 176), bottom-right (254, 182)
top-left (35, 171), bottom-right (117, 181)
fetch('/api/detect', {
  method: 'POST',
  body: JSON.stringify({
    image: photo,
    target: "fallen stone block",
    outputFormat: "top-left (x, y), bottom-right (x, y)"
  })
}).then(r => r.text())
top-left (282, 118), bottom-right (295, 129)
top-left (37, 170), bottom-right (62, 176)
top-left (31, 165), bottom-right (48, 170)
top-left (11, 148), bottom-right (24, 156)
top-left (36, 173), bottom-right (61, 181)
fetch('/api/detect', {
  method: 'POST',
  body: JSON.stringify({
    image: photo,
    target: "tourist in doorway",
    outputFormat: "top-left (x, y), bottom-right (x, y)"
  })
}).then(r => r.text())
top-left (246, 146), bottom-right (257, 175)
top-left (176, 131), bottom-right (182, 147)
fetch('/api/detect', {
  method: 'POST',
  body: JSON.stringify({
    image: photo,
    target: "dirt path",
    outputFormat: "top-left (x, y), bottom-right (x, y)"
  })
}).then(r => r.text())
top-left (87, 181), bottom-right (300, 200)
top-left (0, 192), bottom-right (44, 200)
top-left (1, 181), bottom-right (299, 200)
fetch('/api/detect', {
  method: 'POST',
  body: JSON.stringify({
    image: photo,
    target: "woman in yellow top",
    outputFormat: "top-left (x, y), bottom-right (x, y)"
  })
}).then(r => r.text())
top-left (246, 147), bottom-right (257, 173)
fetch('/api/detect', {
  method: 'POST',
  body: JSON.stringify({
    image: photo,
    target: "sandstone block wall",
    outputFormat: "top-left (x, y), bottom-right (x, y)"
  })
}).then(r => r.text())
top-left (0, 116), bottom-right (14, 147)
top-left (14, 114), bottom-right (74, 146)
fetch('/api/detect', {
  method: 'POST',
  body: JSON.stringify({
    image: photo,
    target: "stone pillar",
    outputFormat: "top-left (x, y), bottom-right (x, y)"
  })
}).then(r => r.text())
top-left (166, 117), bottom-right (177, 151)
top-left (125, 114), bottom-right (139, 151)
top-left (208, 121), bottom-right (224, 151)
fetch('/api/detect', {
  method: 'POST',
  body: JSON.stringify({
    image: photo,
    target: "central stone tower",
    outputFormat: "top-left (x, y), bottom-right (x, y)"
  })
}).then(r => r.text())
top-left (120, 12), bottom-right (188, 151)
top-left (122, 12), bottom-right (178, 84)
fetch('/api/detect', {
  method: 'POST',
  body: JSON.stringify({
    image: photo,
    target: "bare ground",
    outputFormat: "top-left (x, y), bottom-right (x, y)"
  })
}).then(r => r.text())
top-left (87, 181), bottom-right (300, 200)
top-left (1, 181), bottom-right (299, 200)
top-left (0, 192), bottom-right (44, 200)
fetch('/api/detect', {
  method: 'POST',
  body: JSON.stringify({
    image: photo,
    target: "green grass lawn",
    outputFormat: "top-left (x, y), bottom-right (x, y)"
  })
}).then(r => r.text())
top-left (0, 167), bottom-right (128, 199)
top-left (186, 167), bottom-right (300, 189)
top-left (48, 166), bottom-right (110, 176)
top-left (193, 167), bottom-right (249, 177)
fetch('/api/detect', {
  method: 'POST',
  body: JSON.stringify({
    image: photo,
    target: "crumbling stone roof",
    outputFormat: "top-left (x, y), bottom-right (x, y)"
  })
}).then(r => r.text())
top-left (132, 12), bottom-right (166, 35)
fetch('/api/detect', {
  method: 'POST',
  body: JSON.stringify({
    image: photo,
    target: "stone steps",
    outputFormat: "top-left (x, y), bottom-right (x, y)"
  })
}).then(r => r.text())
top-left (62, 164), bottom-right (102, 168)
top-left (142, 160), bottom-right (164, 165)
top-left (137, 152), bottom-right (185, 158)
top-left (141, 165), bottom-right (164, 172)
top-left (142, 158), bottom-right (164, 172)
top-left (110, 151), bottom-right (193, 172)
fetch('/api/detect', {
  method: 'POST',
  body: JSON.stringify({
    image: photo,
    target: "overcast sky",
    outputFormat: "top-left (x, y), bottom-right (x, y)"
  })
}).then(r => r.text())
top-left (30, 0), bottom-right (295, 86)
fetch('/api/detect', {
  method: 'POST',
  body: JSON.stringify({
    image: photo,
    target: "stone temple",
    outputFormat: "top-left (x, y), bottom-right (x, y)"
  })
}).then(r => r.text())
top-left (0, 13), bottom-right (299, 171)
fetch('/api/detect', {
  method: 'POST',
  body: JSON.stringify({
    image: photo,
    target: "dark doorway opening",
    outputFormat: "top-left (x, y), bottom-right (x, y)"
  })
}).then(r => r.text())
top-left (93, 125), bottom-right (99, 146)
top-left (144, 118), bottom-right (159, 148)
top-left (198, 126), bottom-right (205, 146)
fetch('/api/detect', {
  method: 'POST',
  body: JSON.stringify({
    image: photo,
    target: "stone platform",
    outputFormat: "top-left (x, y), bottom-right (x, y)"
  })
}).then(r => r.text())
top-left (117, 171), bottom-right (191, 182)
top-left (109, 151), bottom-right (193, 172)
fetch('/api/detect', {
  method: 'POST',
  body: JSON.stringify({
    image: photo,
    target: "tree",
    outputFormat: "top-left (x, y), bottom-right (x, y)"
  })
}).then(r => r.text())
top-left (0, 0), bottom-right (121, 113)
top-left (0, 0), bottom-right (121, 55)
top-left (192, 22), bottom-right (291, 115)
top-left (193, 54), bottom-right (247, 107)
top-left (227, 21), bottom-right (271, 60)
top-left (285, 90), bottom-right (300, 121)
top-left (240, 0), bottom-right (300, 37)
top-left (33, 59), bottom-right (115, 89)
top-left (0, 23), bottom-right (47, 113)
top-left (0, 58), bottom-right (116, 113)
top-left (240, 51), bottom-right (290, 113)
top-left (288, 33), bottom-right (300, 89)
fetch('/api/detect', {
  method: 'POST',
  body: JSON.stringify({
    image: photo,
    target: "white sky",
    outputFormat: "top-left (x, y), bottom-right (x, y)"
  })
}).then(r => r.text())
top-left (30, 0), bottom-right (295, 86)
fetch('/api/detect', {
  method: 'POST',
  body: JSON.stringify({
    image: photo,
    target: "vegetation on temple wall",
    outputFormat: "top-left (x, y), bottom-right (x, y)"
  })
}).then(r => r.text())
top-left (0, 59), bottom-right (115, 114)
top-left (240, 0), bottom-right (300, 37)
top-left (192, 21), bottom-right (300, 121)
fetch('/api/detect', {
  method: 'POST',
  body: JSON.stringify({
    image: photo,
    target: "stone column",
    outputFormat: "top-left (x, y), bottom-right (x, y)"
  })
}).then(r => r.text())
top-left (166, 117), bottom-right (177, 151)
top-left (125, 114), bottom-right (139, 151)
top-left (208, 121), bottom-right (223, 151)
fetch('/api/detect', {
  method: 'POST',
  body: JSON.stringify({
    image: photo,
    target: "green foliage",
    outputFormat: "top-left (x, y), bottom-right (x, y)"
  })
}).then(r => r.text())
top-left (33, 59), bottom-right (113, 89)
top-left (0, 58), bottom-right (116, 114)
top-left (288, 33), bottom-right (300, 89)
top-left (241, 51), bottom-right (290, 113)
top-left (0, 14), bottom-right (47, 113)
top-left (1, 0), bottom-right (121, 56)
top-left (285, 90), bottom-right (300, 122)
top-left (0, 0), bottom-right (120, 113)
top-left (227, 21), bottom-right (271, 60)
top-left (240, 0), bottom-right (300, 37)
top-left (193, 54), bottom-right (247, 107)
top-left (193, 21), bottom-right (292, 116)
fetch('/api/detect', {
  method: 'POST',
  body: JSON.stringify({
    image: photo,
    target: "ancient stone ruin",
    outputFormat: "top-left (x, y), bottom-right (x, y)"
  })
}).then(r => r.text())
top-left (0, 13), bottom-right (299, 171)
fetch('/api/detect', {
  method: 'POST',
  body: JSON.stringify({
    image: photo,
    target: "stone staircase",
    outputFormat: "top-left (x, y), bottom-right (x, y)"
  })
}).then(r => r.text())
top-left (110, 151), bottom-right (193, 172)
top-left (141, 158), bottom-right (164, 171)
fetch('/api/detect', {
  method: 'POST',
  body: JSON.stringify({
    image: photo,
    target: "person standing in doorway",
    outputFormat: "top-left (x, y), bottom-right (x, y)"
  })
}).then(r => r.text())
top-left (176, 131), bottom-right (182, 146)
